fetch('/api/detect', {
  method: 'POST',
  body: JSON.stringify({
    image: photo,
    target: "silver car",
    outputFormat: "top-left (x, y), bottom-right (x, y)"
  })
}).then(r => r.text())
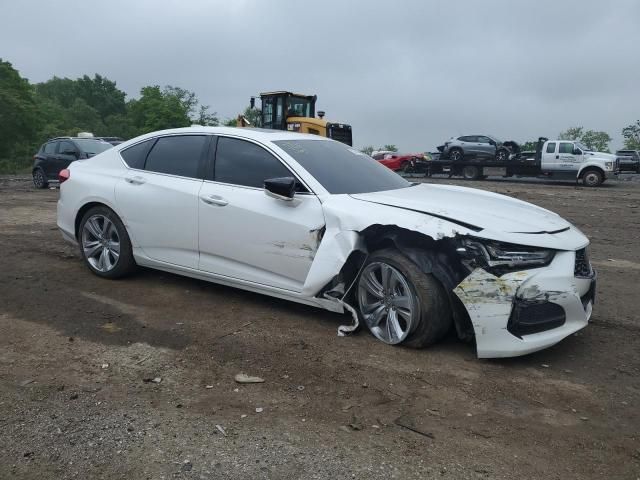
top-left (441, 135), bottom-right (511, 162)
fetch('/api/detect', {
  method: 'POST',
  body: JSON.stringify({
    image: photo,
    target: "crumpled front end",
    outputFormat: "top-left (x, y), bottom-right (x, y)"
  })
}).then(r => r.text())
top-left (454, 250), bottom-right (595, 358)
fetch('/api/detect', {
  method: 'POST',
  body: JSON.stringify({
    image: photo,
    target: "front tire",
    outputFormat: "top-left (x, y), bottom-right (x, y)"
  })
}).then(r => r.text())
top-left (33, 168), bottom-right (48, 189)
top-left (496, 149), bottom-right (509, 162)
top-left (582, 169), bottom-right (603, 187)
top-left (356, 248), bottom-right (451, 348)
top-left (79, 206), bottom-right (136, 279)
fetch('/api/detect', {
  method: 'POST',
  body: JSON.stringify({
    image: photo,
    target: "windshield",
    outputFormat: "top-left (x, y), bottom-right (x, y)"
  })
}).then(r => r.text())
top-left (274, 139), bottom-right (411, 194)
top-left (74, 139), bottom-right (113, 155)
top-left (575, 142), bottom-right (591, 151)
top-left (286, 96), bottom-right (313, 117)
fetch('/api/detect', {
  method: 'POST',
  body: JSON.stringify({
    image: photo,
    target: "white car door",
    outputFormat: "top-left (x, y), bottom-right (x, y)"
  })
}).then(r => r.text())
top-left (557, 142), bottom-right (581, 171)
top-left (115, 134), bottom-right (208, 269)
top-left (198, 136), bottom-right (325, 292)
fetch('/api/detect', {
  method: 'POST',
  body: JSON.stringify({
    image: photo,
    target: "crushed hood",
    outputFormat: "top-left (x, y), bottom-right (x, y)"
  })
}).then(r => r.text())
top-left (350, 184), bottom-right (571, 234)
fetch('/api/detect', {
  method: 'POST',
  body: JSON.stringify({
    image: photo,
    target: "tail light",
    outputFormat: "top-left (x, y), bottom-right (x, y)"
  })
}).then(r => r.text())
top-left (58, 169), bottom-right (70, 183)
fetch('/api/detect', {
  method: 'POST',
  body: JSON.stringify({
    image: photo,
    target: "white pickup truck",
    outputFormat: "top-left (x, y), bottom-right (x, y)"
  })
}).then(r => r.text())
top-left (430, 137), bottom-right (619, 186)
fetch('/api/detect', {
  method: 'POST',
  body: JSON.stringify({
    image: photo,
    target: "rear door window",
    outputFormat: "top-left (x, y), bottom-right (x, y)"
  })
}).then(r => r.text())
top-left (546, 142), bottom-right (556, 153)
top-left (58, 141), bottom-right (77, 156)
top-left (214, 137), bottom-right (295, 189)
top-left (43, 142), bottom-right (57, 154)
top-left (144, 135), bottom-right (206, 179)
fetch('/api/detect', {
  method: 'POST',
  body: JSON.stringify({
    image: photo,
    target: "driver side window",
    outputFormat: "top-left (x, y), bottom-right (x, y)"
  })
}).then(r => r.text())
top-left (559, 142), bottom-right (574, 154)
top-left (214, 137), bottom-right (307, 192)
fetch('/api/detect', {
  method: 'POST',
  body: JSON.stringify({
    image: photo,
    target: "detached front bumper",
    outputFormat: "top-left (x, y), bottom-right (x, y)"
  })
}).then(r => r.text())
top-left (453, 250), bottom-right (594, 358)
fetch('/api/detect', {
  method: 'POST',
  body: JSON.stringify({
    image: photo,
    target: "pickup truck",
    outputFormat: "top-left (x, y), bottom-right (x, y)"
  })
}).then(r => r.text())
top-left (428, 137), bottom-right (618, 186)
top-left (615, 150), bottom-right (640, 173)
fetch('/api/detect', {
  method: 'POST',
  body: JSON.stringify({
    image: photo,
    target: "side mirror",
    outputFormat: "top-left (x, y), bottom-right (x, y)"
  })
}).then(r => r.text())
top-left (264, 177), bottom-right (296, 201)
top-left (573, 148), bottom-right (582, 155)
top-left (489, 140), bottom-right (496, 146)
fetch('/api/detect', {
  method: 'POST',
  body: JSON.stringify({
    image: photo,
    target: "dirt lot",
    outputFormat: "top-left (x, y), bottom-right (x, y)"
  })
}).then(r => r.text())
top-left (1, 174), bottom-right (639, 479)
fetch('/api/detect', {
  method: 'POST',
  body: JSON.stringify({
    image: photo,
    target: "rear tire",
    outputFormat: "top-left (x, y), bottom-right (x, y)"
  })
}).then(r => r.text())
top-left (582, 169), bottom-right (603, 187)
top-left (356, 248), bottom-right (452, 349)
top-left (462, 165), bottom-right (481, 180)
top-left (79, 206), bottom-right (136, 279)
top-left (449, 148), bottom-right (463, 162)
top-left (33, 168), bottom-right (48, 189)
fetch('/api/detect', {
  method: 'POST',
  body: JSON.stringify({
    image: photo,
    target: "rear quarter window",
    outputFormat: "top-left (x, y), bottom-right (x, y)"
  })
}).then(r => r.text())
top-left (120, 139), bottom-right (156, 169)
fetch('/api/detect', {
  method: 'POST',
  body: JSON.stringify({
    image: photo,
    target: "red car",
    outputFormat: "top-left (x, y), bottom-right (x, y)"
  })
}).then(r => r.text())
top-left (372, 151), bottom-right (425, 171)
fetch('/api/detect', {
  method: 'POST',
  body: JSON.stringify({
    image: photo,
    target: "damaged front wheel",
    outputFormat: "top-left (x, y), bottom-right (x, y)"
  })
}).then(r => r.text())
top-left (356, 248), bottom-right (451, 348)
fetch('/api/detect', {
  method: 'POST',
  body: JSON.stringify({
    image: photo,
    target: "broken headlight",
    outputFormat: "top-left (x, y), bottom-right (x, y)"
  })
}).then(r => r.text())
top-left (457, 237), bottom-right (555, 273)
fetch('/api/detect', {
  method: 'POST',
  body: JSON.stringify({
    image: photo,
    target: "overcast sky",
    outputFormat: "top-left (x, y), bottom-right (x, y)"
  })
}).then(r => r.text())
top-left (1, 0), bottom-right (639, 151)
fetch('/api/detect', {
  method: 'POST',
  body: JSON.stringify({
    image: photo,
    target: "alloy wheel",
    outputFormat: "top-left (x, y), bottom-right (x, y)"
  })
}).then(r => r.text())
top-left (357, 262), bottom-right (417, 344)
top-left (82, 214), bottom-right (121, 272)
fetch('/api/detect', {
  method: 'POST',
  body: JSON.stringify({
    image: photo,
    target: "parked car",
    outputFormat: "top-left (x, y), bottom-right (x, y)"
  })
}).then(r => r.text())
top-left (57, 127), bottom-right (595, 358)
top-left (95, 136), bottom-right (125, 146)
top-left (615, 149), bottom-right (640, 173)
top-left (438, 135), bottom-right (517, 162)
top-left (372, 151), bottom-right (426, 172)
top-left (32, 137), bottom-right (114, 188)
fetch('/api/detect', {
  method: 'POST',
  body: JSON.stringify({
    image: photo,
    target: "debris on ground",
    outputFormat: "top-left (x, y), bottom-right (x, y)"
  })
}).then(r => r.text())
top-left (234, 373), bottom-right (264, 384)
top-left (215, 425), bottom-right (226, 436)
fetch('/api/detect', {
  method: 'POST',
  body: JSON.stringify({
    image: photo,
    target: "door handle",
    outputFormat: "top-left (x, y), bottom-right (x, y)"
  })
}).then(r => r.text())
top-left (125, 175), bottom-right (146, 185)
top-left (556, 155), bottom-right (559, 159)
top-left (200, 194), bottom-right (228, 206)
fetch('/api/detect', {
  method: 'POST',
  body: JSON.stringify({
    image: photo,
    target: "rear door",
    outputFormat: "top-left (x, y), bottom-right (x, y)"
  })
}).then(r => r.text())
top-left (41, 141), bottom-right (59, 179)
top-left (114, 134), bottom-right (208, 269)
top-left (198, 135), bottom-right (325, 292)
top-left (54, 140), bottom-right (79, 177)
top-left (541, 141), bottom-right (560, 170)
top-left (459, 136), bottom-right (478, 157)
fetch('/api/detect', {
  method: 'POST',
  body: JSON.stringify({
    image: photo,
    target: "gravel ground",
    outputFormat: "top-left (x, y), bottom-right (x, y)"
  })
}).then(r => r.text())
top-left (1, 174), bottom-right (639, 479)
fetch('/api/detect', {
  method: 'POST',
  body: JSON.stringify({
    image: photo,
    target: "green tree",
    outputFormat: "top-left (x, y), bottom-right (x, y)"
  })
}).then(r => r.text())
top-left (360, 145), bottom-right (374, 156)
top-left (127, 85), bottom-right (192, 135)
top-left (0, 59), bottom-right (40, 170)
top-left (580, 130), bottom-right (611, 152)
top-left (382, 144), bottom-right (398, 152)
top-left (194, 105), bottom-right (219, 126)
top-left (520, 140), bottom-right (538, 151)
top-left (622, 120), bottom-right (640, 150)
top-left (558, 126), bottom-right (584, 141)
top-left (75, 74), bottom-right (126, 121)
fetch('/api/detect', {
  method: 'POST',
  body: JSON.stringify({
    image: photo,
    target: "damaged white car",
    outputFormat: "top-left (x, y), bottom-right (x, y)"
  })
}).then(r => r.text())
top-left (57, 127), bottom-right (596, 358)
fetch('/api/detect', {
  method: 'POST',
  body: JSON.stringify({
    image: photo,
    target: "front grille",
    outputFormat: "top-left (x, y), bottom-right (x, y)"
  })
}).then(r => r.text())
top-left (507, 301), bottom-right (566, 337)
top-left (326, 123), bottom-right (353, 146)
top-left (574, 248), bottom-right (593, 278)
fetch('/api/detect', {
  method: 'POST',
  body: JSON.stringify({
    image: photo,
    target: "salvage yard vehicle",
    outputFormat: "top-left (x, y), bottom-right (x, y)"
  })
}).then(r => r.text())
top-left (371, 151), bottom-right (427, 173)
top-left (431, 137), bottom-right (618, 186)
top-left (32, 136), bottom-right (113, 189)
top-left (438, 135), bottom-right (516, 163)
top-left (237, 91), bottom-right (353, 146)
top-left (57, 127), bottom-right (596, 358)
top-left (615, 149), bottom-right (640, 173)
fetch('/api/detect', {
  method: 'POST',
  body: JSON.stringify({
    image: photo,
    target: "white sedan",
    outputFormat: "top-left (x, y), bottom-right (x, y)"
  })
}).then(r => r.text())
top-left (57, 127), bottom-right (596, 358)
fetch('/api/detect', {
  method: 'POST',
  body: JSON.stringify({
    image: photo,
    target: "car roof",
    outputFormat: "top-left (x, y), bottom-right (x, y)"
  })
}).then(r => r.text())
top-left (118, 126), bottom-right (333, 147)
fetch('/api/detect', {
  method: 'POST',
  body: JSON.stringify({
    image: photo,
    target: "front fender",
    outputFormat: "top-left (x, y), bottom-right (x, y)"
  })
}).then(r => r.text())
top-left (577, 162), bottom-right (608, 178)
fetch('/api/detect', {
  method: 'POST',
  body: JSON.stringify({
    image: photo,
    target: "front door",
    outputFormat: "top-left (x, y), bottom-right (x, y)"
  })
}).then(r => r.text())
top-left (198, 136), bottom-right (325, 292)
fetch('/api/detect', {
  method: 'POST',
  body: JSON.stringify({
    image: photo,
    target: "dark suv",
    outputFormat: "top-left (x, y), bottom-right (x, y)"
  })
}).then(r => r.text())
top-left (615, 150), bottom-right (640, 173)
top-left (32, 137), bottom-right (113, 188)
